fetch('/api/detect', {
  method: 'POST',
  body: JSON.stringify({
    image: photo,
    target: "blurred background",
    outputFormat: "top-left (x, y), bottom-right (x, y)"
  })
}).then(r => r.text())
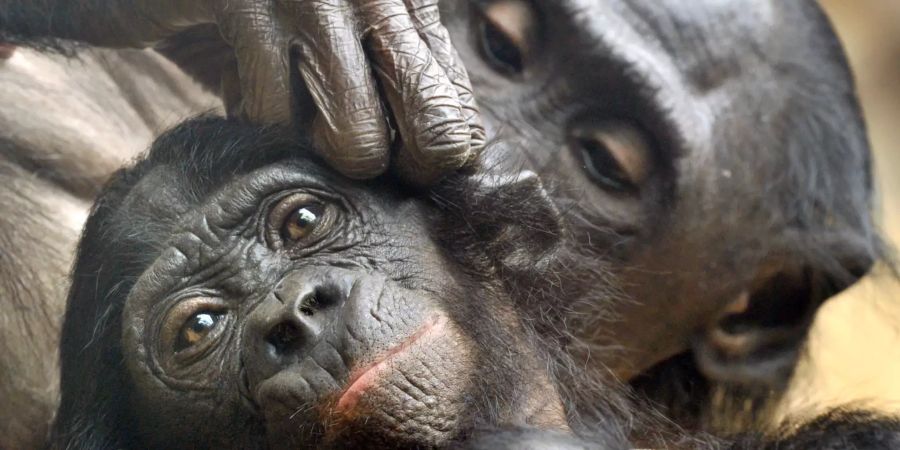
top-left (783, 0), bottom-right (900, 417)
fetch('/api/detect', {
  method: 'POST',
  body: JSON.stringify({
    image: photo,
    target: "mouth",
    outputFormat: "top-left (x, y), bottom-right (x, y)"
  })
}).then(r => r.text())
top-left (336, 314), bottom-right (448, 413)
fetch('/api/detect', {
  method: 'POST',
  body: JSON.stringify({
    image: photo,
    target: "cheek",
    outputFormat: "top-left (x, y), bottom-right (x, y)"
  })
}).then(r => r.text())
top-left (122, 294), bottom-right (252, 445)
top-left (123, 339), bottom-right (253, 448)
top-left (129, 382), bottom-right (256, 448)
top-left (579, 235), bottom-right (753, 380)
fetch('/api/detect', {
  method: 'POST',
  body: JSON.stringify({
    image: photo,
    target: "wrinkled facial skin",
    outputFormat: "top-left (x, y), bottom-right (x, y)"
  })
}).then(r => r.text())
top-left (440, 0), bottom-right (876, 386)
top-left (53, 120), bottom-right (567, 449)
top-left (122, 165), bottom-right (472, 448)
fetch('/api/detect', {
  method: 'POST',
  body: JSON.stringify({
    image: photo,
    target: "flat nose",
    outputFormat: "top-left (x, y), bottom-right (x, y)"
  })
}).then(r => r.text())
top-left (266, 279), bottom-right (339, 357)
top-left (246, 272), bottom-right (351, 372)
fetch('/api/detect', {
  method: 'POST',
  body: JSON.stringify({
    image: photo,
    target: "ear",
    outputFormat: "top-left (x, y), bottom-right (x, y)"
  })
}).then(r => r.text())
top-left (442, 169), bottom-right (563, 273)
top-left (692, 238), bottom-right (876, 387)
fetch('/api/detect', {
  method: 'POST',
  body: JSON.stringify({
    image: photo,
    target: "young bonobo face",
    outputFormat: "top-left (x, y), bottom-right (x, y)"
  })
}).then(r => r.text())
top-left (57, 119), bottom-right (567, 449)
top-left (440, 0), bottom-right (878, 386)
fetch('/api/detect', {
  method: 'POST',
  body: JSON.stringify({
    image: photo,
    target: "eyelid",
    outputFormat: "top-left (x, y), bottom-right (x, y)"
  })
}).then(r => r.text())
top-left (576, 125), bottom-right (653, 186)
top-left (474, 0), bottom-right (539, 60)
top-left (568, 119), bottom-right (658, 196)
top-left (481, 1), bottom-right (534, 55)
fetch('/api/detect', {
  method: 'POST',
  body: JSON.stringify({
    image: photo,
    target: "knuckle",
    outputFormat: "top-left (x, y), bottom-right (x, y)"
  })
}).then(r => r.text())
top-left (416, 128), bottom-right (472, 168)
top-left (314, 122), bottom-right (390, 178)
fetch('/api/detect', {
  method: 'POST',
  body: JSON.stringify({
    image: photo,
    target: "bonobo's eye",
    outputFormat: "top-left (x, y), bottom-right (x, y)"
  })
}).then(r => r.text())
top-left (473, 0), bottom-right (537, 75)
top-left (160, 297), bottom-right (229, 358)
top-left (177, 312), bottom-right (224, 352)
top-left (266, 193), bottom-right (338, 249)
top-left (569, 121), bottom-right (654, 193)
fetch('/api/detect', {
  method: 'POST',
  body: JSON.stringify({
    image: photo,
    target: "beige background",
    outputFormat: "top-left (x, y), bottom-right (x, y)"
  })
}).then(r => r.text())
top-left (783, 0), bottom-right (900, 417)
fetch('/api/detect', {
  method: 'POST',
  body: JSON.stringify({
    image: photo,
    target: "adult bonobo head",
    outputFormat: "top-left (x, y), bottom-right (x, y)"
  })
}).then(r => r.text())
top-left (438, 0), bottom-right (878, 406)
top-left (52, 118), bottom-right (585, 448)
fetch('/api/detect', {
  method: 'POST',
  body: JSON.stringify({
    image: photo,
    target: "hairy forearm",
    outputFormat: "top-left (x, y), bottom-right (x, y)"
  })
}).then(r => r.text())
top-left (0, 0), bottom-right (212, 48)
top-left (728, 411), bottom-right (900, 450)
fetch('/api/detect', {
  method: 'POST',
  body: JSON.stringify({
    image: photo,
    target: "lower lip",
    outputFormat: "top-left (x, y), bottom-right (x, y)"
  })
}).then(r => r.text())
top-left (336, 315), bottom-right (447, 413)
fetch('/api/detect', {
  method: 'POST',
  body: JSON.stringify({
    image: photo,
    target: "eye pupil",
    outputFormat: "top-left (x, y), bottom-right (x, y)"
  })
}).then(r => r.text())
top-left (282, 205), bottom-right (322, 241)
top-left (479, 19), bottom-right (524, 74)
top-left (191, 313), bottom-right (215, 333)
top-left (295, 208), bottom-right (317, 227)
top-left (177, 312), bottom-right (221, 351)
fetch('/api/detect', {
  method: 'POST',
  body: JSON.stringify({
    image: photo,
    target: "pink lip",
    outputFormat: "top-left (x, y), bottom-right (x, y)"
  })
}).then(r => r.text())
top-left (336, 315), bottom-right (447, 413)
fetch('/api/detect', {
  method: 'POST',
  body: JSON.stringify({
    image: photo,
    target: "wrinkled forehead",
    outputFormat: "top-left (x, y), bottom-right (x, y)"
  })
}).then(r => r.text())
top-left (608, 0), bottom-right (780, 82)
top-left (508, 1), bottom-right (871, 243)
top-left (559, 0), bottom-right (796, 75)
top-left (115, 159), bottom-right (393, 300)
top-left (554, 0), bottom-right (832, 140)
top-left (114, 158), bottom-right (358, 244)
top-left (557, 2), bottom-right (864, 181)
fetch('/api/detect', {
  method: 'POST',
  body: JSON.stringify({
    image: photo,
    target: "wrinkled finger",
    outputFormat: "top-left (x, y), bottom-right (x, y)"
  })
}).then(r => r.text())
top-left (288, 1), bottom-right (391, 179)
top-left (155, 24), bottom-right (236, 93)
top-left (359, 1), bottom-right (473, 186)
top-left (404, 0), bottom-right (485, 165)
top-left (215, 0), bottom-right (292, 124)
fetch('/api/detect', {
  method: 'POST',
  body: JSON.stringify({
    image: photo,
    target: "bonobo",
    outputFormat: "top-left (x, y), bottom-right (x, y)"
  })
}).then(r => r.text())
top-left (0, 0), bottom-right (891, 437)
top-left (55, 118), bottom-right (900, 449)
top-left (53, 117), bottom-right (577, 448)
top-left (438, 0), bottom-right (882, 427)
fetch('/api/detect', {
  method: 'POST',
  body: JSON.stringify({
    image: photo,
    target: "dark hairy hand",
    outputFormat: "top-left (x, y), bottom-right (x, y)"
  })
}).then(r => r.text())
top-left (0, 0), bottom-right (485, 185)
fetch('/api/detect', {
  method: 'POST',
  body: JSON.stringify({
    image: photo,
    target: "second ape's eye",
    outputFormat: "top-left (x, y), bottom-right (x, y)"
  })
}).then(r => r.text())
top-left (569, 121), bottom-right (654, 193)
top-left (474, 0), bottom-right (536, 75)
top-left (267, 193), bottom-right (338, 249)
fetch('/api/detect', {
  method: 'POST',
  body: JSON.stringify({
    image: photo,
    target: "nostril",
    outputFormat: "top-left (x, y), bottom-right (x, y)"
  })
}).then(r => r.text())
top-left (274, 283), bottom-right (341, 317)
top-left (306, 285), bottom-right (341, 310)
top-left (266, 322), bottom-right (303, 356)
top-left (263, 277), bottom-right (348, 360)
top-left (299, 293), bottom-right (317, 317)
